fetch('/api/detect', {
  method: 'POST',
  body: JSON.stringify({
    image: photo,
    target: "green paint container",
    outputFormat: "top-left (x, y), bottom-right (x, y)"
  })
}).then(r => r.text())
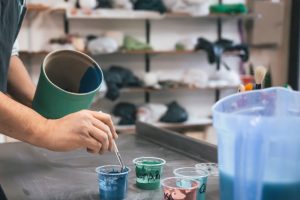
top-left (32, 50), bottom-right (103, 119)
top-left (133, 157), bottom-right (166, 190)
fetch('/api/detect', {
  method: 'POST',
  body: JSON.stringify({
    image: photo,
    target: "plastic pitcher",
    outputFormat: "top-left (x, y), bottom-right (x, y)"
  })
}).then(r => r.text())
top-left (213, 87), bottom-right (300, 200)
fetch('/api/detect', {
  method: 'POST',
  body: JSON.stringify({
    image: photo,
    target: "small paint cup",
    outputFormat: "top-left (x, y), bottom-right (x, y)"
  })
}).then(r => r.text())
top-left (133, 157), bottom-right (166, 190)
top-left (95, 165), bottom-right (130, 200)
top-left (174, 167), bottom-right (209, 200)
top-left (195, 163), bottom-right (219, 177)
top-left (161, 177), bottom-right (200, 200)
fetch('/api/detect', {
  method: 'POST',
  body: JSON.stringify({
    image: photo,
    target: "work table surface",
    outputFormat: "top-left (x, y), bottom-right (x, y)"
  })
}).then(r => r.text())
top-left (0, 134), bottom-right (219, 200)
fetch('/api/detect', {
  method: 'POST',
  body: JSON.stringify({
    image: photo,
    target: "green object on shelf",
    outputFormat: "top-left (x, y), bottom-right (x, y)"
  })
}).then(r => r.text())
top-left (264, 68), bottom-right (272, 88)
top-left (123, 36), bottom-right (152, 51)
top-left (249, 63), bottom-right (255, 76)
top-left (210, 3), bottom-right (248, 14)
top-left (175, 43), bottom-right (185, 51)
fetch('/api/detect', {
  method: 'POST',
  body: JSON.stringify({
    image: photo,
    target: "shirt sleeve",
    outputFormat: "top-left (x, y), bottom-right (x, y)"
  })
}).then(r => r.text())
top-left (11, 40), bottom-right (19, 56)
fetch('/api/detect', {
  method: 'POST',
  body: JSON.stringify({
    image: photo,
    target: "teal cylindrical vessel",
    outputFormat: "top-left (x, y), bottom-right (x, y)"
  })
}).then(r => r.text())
top-left (33, 50), bottom-right (103, 119)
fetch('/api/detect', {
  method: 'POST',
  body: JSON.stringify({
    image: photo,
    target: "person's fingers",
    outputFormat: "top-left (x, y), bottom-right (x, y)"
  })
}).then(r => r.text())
top-left (87, 148), bottom-right (98, 154)
top-left (92, 118), bottom-right (113, 151)
top-left (92, 111), bottom-right (118, 139)
top-left (84, 136), bottom-right (102, 154)
top-left (89, 126), bottom-right (109, 154)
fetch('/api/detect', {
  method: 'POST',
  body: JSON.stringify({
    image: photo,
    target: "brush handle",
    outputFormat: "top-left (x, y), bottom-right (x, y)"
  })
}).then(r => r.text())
top-left (113, 141), bottom-right (126, 171)
top-left (255, 84), bottom-right (262, 90)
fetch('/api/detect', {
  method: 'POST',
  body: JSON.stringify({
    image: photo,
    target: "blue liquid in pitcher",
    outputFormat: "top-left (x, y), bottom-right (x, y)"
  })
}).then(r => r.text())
top-left (220, 172), bottom-right (300, 200)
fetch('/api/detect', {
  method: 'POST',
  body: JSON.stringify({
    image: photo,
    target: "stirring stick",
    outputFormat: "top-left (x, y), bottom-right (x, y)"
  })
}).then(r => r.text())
top-left (98, 111), bottom-right (126, 171)
top-left (113, 140), bottom-right (126, 172)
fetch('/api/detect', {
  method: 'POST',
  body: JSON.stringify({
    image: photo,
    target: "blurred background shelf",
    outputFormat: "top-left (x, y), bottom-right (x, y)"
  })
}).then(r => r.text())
top-left (120, 85), bottom-right (238, 93)
top-left (116, 117), bottom-right (212, 133)
top-left (27, 4), bottom-right (65, 13)
top-left (27, 4), bottom-right (259, 20)
top-left (19, 49), bottom-right (247, 57)
top-left (67, 11), bottom-right (259, 20)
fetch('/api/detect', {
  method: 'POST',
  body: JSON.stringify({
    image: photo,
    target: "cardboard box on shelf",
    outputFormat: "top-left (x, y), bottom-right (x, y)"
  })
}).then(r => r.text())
top-left (247, 1), bottom-right (285, 46)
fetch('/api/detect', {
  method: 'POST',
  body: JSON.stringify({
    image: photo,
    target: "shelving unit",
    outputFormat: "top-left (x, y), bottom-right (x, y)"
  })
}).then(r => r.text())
top-left (26, 3), bottom-right (259, 20)
top-left (120, 85), bottom-right (238, 93)
top-left (23, 3), bottom-right (256, 132)
top-left (19, 49), bottom-right (247, 57)
top-left (66, 10), bottom-right (259, 20)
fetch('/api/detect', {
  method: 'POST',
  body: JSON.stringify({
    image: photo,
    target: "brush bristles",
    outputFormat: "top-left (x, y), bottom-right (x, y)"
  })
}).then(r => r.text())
top-left (255, 66), bottom-right (267, 85)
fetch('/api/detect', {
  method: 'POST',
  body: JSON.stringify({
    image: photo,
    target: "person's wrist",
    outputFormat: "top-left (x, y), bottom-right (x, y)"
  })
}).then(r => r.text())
top-left (28, 117), bottom-right (53, 149)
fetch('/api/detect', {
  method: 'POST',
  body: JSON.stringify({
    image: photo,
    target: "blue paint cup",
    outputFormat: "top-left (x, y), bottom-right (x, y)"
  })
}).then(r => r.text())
top-left (173, 167), bottom-right (209, 200)
top-left (95, 165), bottom-right (130, 200)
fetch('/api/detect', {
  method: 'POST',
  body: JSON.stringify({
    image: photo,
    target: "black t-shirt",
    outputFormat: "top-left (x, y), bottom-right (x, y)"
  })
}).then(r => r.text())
top-left (0, 0), bottom-right (21, 92)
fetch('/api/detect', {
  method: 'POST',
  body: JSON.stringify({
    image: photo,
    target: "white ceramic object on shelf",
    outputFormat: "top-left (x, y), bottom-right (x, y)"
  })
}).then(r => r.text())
top-left (163, 0), bottom-right (214, 16)
top-left (103, 31), bottom-right (124, 47)
top-left (79, 0), bottom-right (97, 9)
top-left (87, 37), bottom-right (118, 54)
top-left (137, 103), bottom-right (168, 123)
top-left (144, 72), bottom-right (160, 88)
top-left (181, 69), bottom-right (209, 88)
top-left (113, 0), bottom-right (133, 10)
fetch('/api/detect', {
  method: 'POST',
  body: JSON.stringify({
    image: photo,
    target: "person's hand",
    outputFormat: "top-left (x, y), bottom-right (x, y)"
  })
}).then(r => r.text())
top-left (41, 110), bottom-right (118, 154)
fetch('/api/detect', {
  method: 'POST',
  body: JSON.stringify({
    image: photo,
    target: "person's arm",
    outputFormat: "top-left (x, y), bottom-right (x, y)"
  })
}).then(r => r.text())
top-left (0, 92), bottom-right (118, 153)
top-left (7, 55), bottom-right (36, 108)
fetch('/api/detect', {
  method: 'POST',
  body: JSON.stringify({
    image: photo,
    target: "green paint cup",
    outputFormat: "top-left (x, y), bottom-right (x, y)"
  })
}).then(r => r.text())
top-left (133, 157), bottom-right (166, 190)
top-left (32, 50), bottom-right (103, 119)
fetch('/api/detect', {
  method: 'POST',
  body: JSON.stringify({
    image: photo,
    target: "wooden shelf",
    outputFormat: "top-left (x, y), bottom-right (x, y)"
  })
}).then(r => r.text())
top-left (19, 50), bottom-right (195, 56)
top-left (121, 85), bottom-right (237, 93)
top-left (26, 5), bottom-right (258, 20)
top-left (19, 49), bottom-right (243, 57)
top-left (19, 51), bottom-right (49, 56)
top-left (68, 10), bottom-right (259, 20)
top-left (27, 4), bottom-right (65, 13)
top-left (165, 12), bottom-right (260, 20)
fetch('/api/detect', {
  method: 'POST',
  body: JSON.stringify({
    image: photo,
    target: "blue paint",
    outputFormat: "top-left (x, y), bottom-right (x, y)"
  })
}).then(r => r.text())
top-left (97, 167), bottom-right (130, 200)
top-left (79, 65), bottom-right (102, 93)
top-left (220, 172), bottom-right (300, 200)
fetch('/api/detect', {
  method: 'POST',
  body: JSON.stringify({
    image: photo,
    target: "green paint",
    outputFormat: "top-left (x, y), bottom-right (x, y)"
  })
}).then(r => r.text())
top-left (135, 161), bottom-right (164, 190)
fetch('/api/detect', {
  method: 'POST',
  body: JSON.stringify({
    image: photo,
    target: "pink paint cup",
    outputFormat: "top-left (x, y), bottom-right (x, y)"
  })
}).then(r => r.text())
top-left (161, 177), bottom-right (200, 200)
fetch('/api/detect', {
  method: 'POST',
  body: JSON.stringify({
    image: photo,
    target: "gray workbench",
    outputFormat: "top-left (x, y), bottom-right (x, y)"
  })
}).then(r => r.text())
top-left (0, 134), bottom-right (219, 200)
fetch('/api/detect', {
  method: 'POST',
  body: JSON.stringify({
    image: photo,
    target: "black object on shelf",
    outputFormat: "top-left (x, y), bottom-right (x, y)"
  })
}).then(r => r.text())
top-left (195, 37), bottom-right (249, 65)
top-left (105, 66), bottom-right (143, 101)
top-left (113, 102), bottom-right (137, 125)
top-left (160, 101), bottom-right (188, 123)
top-left (134, 0), bottom-right (167, 14)
top-left (96, 0), bottom-right (112, 8)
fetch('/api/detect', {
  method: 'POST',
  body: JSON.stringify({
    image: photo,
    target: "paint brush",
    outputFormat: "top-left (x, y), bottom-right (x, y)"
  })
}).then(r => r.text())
top-left (113, 140), bottom-right (126, 172)
top-left (254, 66), bottom-right (267, 89)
